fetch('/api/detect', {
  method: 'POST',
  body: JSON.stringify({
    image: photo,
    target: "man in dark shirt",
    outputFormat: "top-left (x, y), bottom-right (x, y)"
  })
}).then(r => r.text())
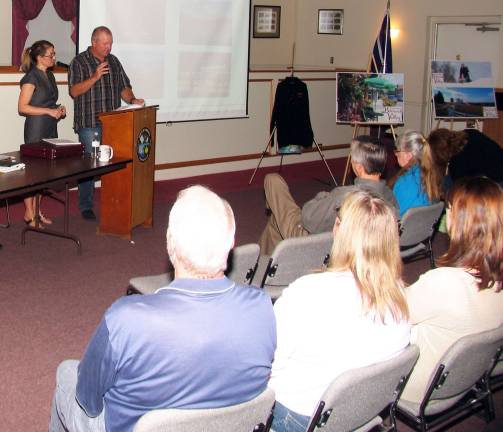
top-left (68, 26), bottom-right (143, 220)
top-left (49, 185), bottom-right (276, 432)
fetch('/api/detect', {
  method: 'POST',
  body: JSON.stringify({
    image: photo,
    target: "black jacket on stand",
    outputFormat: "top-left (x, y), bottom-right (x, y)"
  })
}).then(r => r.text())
top-left (270, 77), bottom-right (314, 148)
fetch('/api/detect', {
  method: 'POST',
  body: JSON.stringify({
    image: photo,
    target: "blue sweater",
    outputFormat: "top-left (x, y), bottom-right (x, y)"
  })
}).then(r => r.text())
top-left (393, 164), bottom-right (432, 218)
top-left (76, 277), bottom-right (276, 432)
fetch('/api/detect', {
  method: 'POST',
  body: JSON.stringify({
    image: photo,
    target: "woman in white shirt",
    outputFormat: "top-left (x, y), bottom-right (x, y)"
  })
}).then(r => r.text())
top-left (401, 177), bottom-right (503, 404)
top-left (269, 190), bottom-right (411, 432)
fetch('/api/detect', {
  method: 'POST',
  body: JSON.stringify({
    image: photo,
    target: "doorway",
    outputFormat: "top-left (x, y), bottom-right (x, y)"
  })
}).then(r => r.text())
top-left (423, 16), bottom-right (501, 132)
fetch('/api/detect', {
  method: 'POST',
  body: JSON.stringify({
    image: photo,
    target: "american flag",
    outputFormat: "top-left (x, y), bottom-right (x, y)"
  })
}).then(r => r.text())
top-left (370, 0), bottom-right (392, 73)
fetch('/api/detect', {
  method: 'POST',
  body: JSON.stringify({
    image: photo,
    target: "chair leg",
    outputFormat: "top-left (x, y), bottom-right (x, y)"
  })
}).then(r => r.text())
top-left (428, 238), bottom-right (435, 269)
top-left (0, 199), bottom-right (10, 228)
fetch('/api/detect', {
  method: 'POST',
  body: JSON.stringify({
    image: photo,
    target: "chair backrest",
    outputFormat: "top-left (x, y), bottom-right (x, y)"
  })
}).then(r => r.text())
top-left (133, 387), bottom-right (275, 432)
top-left (307, 344), bottom-right (420, 432)
top-left (226, 243), bottom-right (261, 285)
top-left (128, 243), bottom-right (260, 295)
top-left (260, 232), bottom-right (333, 300)
top-left (399, 202), bottom-right (444, 248)
top-left (422, 325), bottom-right (503, 414)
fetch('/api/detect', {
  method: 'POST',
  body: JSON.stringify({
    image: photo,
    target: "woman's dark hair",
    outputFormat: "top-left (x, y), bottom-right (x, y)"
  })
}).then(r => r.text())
top-left (20, 40), bottom-right (54, 73)
top-left (437, 176), bottom-right (503, 291)
top-left (427, 128), bottom-right (467, 174)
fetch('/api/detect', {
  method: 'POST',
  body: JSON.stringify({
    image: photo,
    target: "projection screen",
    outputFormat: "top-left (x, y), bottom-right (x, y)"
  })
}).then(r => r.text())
top-left (78, 0), bottom-right (251, 123)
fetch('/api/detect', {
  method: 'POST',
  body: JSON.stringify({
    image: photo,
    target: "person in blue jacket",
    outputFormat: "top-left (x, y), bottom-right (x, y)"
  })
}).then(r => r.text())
top-left (390, 131), bottom-right (443, 218)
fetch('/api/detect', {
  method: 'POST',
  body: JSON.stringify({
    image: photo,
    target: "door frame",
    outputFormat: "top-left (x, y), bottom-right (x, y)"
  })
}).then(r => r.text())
top-left (422, 15), bottom-right (501, 133)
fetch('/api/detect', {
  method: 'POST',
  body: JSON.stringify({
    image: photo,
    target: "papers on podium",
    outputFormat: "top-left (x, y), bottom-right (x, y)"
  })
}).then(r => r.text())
top-left (42, 138), bottom-right (82, 146)
top-left (115, 104), bottom-right (144, 111)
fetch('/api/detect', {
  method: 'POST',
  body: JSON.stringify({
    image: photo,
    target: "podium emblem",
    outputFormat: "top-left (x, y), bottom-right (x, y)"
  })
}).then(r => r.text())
top-left (136, 128), bottom-right (152, 162)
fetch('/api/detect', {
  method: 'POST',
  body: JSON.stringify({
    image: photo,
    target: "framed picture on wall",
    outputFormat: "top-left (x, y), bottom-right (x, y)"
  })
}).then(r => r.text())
top-left (253, 5), bottom-right (281, 38)
top-left (318, 9), bottom-right (343, 35)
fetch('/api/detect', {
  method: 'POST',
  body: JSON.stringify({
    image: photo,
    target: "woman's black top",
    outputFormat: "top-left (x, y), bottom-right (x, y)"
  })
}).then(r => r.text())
top-left (20, 67), bottom-right (59, 143)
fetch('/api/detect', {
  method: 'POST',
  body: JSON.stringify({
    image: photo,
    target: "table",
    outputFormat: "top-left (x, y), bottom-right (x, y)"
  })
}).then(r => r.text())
top-left (0, 151), bottom-right (132, 254)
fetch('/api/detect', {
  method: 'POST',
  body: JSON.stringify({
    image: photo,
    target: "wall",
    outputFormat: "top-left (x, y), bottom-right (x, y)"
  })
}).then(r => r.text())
top-left (0, 1), bottom-right (11, 65)
top-left (1, 0), bottom-right (502, 180)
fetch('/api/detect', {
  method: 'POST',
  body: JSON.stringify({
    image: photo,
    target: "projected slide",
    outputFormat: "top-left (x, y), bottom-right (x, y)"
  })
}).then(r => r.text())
top-left (78, 0), bottom-right (250, 122)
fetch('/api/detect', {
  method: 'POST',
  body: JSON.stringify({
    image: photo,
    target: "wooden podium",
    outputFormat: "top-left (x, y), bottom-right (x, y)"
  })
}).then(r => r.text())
top-left (98, 105), bottom-right (157, 239)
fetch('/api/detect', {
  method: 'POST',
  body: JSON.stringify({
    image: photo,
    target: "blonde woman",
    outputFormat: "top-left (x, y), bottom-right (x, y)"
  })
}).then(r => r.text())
top-left (269, 191), bottom-right (411, 432)
top-left (401, 177), bottom-right (503, 404)
top-left (18, 40), bottom-right (66, 226)
top-left (391, 130), bottom-right (443, 218)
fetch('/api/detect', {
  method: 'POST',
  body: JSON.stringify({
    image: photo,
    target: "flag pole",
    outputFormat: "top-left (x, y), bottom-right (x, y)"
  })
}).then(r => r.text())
top-left (383, 0), bottom-right (390, 74)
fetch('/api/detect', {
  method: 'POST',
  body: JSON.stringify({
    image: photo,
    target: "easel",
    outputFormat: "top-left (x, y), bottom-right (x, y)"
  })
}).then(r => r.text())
top-left (249, 43), bottom-right (337, 186)
top-left (341, 122), bottom-right (398, 185)
top-left (248, 125), bottom-right (338, 186)
top-left (435, 118), bottom-right (482, 131)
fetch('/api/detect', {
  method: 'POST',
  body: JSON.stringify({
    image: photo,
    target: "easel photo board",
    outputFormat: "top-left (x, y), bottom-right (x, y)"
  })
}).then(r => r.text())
top-left (336, 72), bottom-right (404, 184)
top-left (99, 105), bottom-right (158, 239)
top-left (431, 60), bottom-right (498, 122)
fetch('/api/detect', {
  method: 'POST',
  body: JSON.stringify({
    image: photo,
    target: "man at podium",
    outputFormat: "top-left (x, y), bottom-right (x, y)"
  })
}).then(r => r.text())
top-left (69, 26), bottom-right (144, 221)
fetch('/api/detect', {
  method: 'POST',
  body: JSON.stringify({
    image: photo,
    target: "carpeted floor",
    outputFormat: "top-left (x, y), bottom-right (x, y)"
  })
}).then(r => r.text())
top-left (0, 158), bottom-right (501, 431)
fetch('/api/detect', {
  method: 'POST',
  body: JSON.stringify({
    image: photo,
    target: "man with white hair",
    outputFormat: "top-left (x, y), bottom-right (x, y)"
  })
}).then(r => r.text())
top-left (49, 185), bottom-right (276, 432)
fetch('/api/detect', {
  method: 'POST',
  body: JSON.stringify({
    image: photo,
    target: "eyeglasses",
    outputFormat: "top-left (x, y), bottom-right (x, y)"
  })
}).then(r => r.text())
top-left (43, 53), bottom-right (56, 59)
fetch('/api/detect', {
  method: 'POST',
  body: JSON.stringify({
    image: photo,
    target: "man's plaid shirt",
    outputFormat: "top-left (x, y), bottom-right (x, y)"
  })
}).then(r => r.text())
top-left (69, 47), bottom-right (131, 131)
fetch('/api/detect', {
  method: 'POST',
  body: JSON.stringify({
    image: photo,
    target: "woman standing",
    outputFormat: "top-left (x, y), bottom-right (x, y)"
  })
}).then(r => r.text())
top-left (390, 130), bottom-right (443, 218)
top-left (18, 40), bottom-right (66, 226)
top-left (269, 191), bottom-right (411, 432)
top-left (401, 177), bottom-right (503, 404)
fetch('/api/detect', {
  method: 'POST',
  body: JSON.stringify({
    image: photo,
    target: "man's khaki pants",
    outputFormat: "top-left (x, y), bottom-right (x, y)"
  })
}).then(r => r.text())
top-left (258, 173), bottom-right (308, 255)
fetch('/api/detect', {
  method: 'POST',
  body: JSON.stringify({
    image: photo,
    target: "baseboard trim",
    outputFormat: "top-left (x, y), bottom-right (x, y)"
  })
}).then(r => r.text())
top-left (155, 143), bottom-right (349, 170)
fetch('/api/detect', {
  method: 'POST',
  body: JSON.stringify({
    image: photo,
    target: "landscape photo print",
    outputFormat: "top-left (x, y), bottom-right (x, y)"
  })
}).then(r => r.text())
top-left (431, 60), bottom-right (498, 119)
top-left (336, 72), bottom-right (404, 124)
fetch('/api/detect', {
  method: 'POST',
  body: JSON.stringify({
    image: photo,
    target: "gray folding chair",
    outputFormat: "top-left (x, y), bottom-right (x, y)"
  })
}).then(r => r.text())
top-left (399, 202), bottom-right (444, 268)
top-left (260, 231), bottom-right (333, 301)
top-left (306, 344), bottom-right (419, 432)
top-left (133, 387), bottom-right (275, 432)
top-left (490, 325), bottom-right (503, 393)
top-left (127, 243), bottom-right (260, 295)
top-left (396, 325), bottom-right (503, 431)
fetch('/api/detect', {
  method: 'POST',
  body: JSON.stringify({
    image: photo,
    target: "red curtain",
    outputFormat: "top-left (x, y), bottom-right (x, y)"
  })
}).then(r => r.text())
top-left (51, 0), bottom-right (77, 43)
top-left (11, 0), bottom-right (47, 66)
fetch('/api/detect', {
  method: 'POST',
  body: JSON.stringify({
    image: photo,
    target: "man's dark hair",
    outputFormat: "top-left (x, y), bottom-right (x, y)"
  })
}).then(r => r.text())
top-left (350, 135), bottom-right (386, 175)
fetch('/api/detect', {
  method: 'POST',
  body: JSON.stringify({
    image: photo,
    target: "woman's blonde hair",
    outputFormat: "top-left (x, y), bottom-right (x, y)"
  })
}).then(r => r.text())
top-left (20, 40), bottom-right (54, 73)
top-left (328, 190), bottom-right (408, 322)
top-left (393, 130), bottom-right (443, 201)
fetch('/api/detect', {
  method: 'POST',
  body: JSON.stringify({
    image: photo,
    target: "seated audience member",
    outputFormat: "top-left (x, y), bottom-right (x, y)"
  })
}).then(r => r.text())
top-left (390, 130), bottom-right (442, 218)
top-left (401, 177), bottom-right (503, 404)
top-left (428, 128), bottom-right (503, 186)
top-left (269, 191), bottom-right (411, 432)
top-left (49, 185), bottom-right (276, 432)
top-left (259, 135), bottom-right (398, 254)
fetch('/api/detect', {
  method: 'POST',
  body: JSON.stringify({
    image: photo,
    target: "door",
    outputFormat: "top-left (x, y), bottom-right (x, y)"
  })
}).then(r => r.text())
top-left (424, 17), bottom-right (501, 132)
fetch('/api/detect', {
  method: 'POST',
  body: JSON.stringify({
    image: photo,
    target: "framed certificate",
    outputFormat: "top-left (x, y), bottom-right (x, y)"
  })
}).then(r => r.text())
top-left (318, 9), bottom-right (344, 35)
top-left (253, 6), bottom-right (281, 38)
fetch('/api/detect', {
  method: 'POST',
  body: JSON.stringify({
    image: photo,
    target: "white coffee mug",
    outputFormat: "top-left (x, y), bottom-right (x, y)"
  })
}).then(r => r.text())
top-left (99, 145), bottom-right (114, 162)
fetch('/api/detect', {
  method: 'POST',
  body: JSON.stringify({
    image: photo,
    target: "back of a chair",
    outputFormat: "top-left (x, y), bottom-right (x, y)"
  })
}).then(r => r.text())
top-left (226, 243), bottom-right (261, 285)
top-left (423, 326), bottom-right (503, 413)
top-left (307, 344), bottom-right (420, 432)
top-left (133, 387), bottom-right (275, 432)
top-left (260, 232), bottom-right (333, 300)
top-left (399, 202), bottom-right (444, 248)
top-left (128, 243), bottom-right (260, 295)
